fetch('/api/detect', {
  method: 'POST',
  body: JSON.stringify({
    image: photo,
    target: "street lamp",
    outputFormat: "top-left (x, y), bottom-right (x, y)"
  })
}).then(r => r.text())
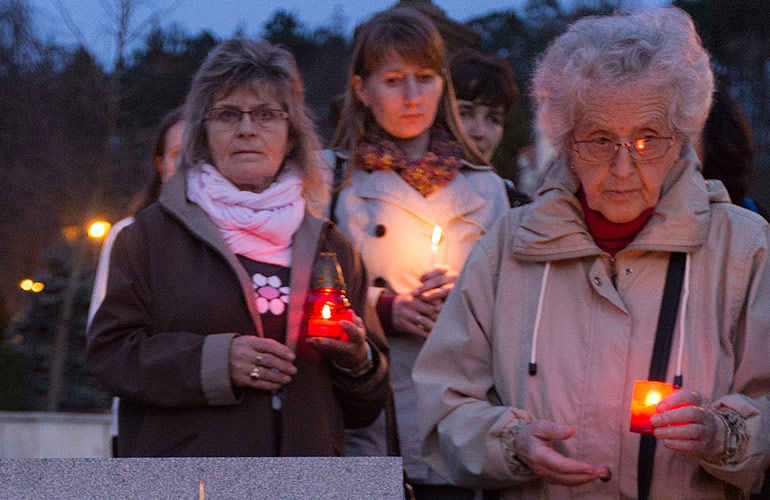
top-left (47, 218), bottom-right (111, 411)
top-left (87, 220), bottom-right (111, 239)
top-left (19, 279), bottom-right (44, 292)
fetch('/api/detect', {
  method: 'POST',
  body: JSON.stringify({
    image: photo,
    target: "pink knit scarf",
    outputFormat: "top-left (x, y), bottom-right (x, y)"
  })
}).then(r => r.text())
top-left (187, 162), bottom-right (305, 267)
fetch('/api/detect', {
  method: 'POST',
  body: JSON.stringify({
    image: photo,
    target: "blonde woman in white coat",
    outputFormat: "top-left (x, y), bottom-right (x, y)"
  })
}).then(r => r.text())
top-left (324, 7), bottom-right (509, 500)
top-left (414, 7), bottom-right (770, 500)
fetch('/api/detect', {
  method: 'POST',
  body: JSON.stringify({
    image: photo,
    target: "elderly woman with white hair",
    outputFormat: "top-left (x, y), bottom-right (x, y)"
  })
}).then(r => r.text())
top-left (86, 37), bottom-right (388, 457)
top-left (414, 7), bottom-right (770, 499)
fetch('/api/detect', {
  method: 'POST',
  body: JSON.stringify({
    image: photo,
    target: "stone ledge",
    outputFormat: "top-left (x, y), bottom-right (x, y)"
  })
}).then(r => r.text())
top-left (0, 456), bottom-right (403, 499)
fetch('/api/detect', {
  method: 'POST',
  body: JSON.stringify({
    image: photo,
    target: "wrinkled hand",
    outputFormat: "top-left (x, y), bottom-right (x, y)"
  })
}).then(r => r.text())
top-left (392, 265), bottom-right (458, 338)
top-left (306, 313), bottom-right (369, 371)
top-left (514, 420), bottom-right (611, 486)
top-left (651, 390), bottom-right (725, 461)
top-left (229, 336), bottom-right (297, 391)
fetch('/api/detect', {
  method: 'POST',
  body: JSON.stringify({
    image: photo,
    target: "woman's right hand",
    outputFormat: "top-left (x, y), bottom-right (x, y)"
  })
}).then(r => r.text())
top-left (514, 420), bottom-right (611, 486)
top-left (229, 336), bottom-right (297, 391)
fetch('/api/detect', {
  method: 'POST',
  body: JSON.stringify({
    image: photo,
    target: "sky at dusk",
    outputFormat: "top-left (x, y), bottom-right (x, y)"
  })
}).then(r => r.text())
top-left (30, 0), bottom-right (670, 66)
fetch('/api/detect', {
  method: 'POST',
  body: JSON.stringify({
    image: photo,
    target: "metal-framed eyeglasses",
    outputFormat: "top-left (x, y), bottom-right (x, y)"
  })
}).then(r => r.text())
top-left (572, 136), bottom-right (675, 162)
top-left (204, 107), bottom-right (289, 130)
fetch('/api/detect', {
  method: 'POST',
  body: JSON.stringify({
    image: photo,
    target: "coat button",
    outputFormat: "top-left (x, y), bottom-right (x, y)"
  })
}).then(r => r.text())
top-left (374, 224), bottom-right (386, 237)
top-left (373, 277), bottom-right (388, 288)
top-left (593, 276), bottom-right (602, 286)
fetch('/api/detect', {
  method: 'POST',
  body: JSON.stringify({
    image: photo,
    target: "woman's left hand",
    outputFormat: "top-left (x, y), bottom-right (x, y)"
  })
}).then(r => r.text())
top-left (306, 314), bottom-right (370, 371)
top-left (415, 265), bottom-right (459, 307)
top-left (650, 390), bottom-right (726, 462)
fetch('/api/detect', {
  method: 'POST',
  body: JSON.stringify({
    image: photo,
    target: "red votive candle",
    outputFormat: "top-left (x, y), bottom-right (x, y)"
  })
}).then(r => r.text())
top-left (629, 380), bottom-right (675, 434)
top-left (304, 287), bottom-right (353, 341)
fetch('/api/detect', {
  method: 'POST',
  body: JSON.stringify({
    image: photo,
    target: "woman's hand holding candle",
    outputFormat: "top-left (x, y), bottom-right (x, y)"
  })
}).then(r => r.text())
top-left (514, 419), bottom-right (611, 486)
top-left (650, 390), bottom-right (726, 461)
top-left (306, 313), bottom-right (370, 371)
top-left (416, 265), bottom-right (459, 307)
top-left (392, 266), bottom-right (458, 338)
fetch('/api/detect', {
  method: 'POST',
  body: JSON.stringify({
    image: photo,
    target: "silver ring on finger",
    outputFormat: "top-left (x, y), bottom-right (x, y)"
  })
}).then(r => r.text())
top-left (249, 367), bottom-right (261, 381)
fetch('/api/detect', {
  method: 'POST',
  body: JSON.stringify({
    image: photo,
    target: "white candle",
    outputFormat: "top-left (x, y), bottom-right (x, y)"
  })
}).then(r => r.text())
top-left (430, 225), bottom-right (442, 267)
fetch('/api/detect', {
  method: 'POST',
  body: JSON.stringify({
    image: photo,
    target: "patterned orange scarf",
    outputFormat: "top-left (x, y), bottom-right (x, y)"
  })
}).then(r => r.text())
top-left (354, 126), bottom-right (463, 197)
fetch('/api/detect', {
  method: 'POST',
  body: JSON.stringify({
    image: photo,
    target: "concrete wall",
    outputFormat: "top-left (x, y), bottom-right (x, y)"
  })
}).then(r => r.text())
top-left (0, 411), bottom-right (111, 458)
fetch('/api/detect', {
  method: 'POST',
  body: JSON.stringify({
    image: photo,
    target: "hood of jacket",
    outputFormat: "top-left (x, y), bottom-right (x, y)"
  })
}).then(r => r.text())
top-left (510, 144), bottom-right (730, 262)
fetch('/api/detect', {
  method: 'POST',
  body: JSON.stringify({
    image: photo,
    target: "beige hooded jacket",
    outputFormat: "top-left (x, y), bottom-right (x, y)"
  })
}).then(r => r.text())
top-left (414, 147), bottom-right (770, 499)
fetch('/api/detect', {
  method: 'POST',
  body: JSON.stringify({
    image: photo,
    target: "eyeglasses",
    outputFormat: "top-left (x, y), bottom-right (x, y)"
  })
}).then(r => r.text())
top-left (572, 136), bottom-right (675, 162)
top-left (205, 107), bottom-right (289, 130)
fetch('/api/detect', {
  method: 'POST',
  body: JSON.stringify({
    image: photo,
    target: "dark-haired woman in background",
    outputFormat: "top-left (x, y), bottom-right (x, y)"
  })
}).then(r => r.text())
top-left (697, 82), bottom-right (768, 220)
top-left (88, 106), bottom-right (185, 457)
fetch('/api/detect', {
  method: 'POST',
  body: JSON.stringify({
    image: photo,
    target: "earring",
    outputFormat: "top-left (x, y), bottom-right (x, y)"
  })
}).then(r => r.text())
top-left (568, 162), bottom-right (576, 171)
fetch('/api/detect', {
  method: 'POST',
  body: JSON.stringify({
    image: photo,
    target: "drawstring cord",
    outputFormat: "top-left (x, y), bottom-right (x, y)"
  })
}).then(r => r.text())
top-left (529, 262), bottom-right (551, 376)
top-left (528, 253), bottom-right (690, 387)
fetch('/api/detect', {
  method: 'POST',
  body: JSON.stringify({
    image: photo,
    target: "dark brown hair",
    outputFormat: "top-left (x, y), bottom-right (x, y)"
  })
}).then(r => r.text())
top-left (449, 48), bottom-right (518, 112)
top-left (129, 106), bottom-right (184, 213)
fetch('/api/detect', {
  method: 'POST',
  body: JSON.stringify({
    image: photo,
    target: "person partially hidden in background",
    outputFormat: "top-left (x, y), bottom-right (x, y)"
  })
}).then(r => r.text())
top-left (450, 48), bottom-right (530, 209)
top-left (697, 81), bottom-right (769, 221)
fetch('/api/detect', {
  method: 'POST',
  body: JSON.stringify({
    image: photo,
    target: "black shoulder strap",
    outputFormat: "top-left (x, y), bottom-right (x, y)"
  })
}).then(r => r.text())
top-left (504, 178), bottom-right (532, 208)
top-left (638, 252), bottom-right (686, 500)
top-left (328, 155), bottom-right (345, 225)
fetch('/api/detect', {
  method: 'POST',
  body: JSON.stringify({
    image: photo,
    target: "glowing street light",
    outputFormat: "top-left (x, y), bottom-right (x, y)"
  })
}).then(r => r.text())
top-left (19, 279), bottom-right (44, 292)
top-left (88, 220), bottom-right (111, 239)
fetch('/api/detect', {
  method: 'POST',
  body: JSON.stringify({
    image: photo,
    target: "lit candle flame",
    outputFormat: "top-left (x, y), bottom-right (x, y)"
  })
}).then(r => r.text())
top-left (431, 226), bottom-right (442, 247)
top-left (321, 304), bottom-right (332, 319)
top-left (645, 391), bottom-right (662, 406)
top-left (199, 481), bottom-right (204, 500)
top-left (430, 225), bottom-right (442, 267)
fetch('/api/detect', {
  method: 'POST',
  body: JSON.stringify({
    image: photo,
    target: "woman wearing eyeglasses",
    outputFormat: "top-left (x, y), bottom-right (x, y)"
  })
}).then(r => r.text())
top-left (414, 7), bottom-right (770, 499)
top-left (86, 37), bottom-right (388, 457)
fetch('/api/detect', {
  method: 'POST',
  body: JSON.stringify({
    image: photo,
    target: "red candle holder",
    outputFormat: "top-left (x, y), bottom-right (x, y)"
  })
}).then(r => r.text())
top-left (305, 287), bottom-right (353, 341)
top-left (304, 253), bottom-right (352, 341)
top-left (629, 380), bottom-right (675, 434)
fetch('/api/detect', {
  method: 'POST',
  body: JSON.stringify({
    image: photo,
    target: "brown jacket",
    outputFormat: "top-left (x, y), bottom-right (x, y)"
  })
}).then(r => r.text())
top-left (86, 172), bottom-right (389, 457)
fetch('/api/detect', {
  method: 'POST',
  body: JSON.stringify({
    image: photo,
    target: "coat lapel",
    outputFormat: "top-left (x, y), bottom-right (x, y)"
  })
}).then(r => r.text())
top-left (160, 171), bottom-right (265, 336)
top-left (285, 213), bottom-right (325, 352)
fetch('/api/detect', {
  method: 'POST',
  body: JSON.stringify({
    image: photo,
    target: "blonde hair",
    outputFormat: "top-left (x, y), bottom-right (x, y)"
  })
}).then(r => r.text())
top-left (532, 7), bottom-right (713, 155)
top-left (180, 37), bottom-right (325, 204)
top-left (330, 7), bottom-right (486, 169)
